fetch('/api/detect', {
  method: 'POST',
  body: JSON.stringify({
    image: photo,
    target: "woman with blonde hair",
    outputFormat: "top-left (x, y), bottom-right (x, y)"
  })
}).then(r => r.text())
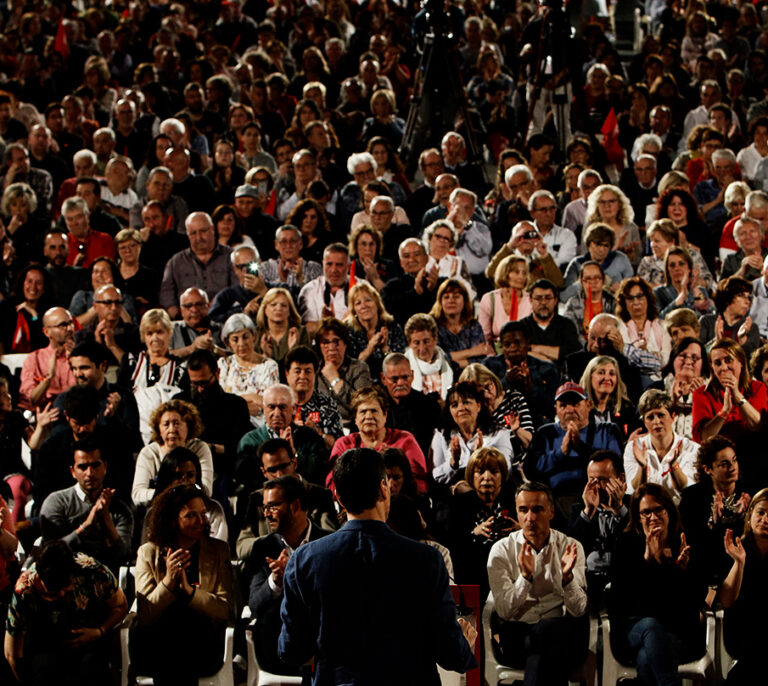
top-left (253, 287), bottom-right (309, 364)
top-left (579, 355), bottom-right (637, 439)
top-left (121, 308), bottom-right (184, 392)
top-left (585, 184), bottom-right (641, 265)
top-left (478, 255), bottom-right (532, 346)
top-left (343, 281), bottom-right (405, 377)
top-left (362, 88), bottom-right (406, 148)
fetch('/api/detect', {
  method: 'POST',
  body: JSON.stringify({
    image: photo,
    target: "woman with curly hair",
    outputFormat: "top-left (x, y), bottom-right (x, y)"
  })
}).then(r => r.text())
top-left (0, 182), bottom-right (46, 267)
top-left (284, 98), bottom-right (323, 148)
top-left (699, 276), bottom-right (761, 357)
top-left (131, 399), bottom-right (213, 506)
top-left (286, 198), bottom-right (331, 264)
top-left (134, 484), bottom-right (232, 685)
top-left (616, 276), bottom-right (672, 383)
top-left (655, 186), bottom-right (713, 267)
top-left (585, 184), bottom-right (641, 266)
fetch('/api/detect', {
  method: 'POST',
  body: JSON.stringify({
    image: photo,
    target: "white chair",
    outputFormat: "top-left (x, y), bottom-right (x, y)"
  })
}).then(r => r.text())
top-left (600, 612), bottom-right (716, 686)
top-left (482, 592), bottom-right (598, 686)
top-left (120, 587), bottom-right (235, 686)
top-left (715, 609), bottom-right (736, 684)
top-left (243, 607), bottom-right (302, 686)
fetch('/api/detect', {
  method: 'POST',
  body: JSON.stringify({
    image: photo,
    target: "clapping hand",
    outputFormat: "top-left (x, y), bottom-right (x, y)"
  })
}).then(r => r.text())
top-left (560, 542), bottom-right (578, 585)
top-left (473, 516), bottom-right (495, 539)
top-left (676, 532), bottom-right (691, 570)
top-left (518, 540), bottom-right (536, 581)
top-left (724, 529), bottom-right (746, 565)
top-left (104, 392), bottom-right (121, 418)
top-left (163, 547), bottom-right (191, 589)
top-left (582, 479), bottom-right (601, 517)
top-left (266, 549), bottom-right (290, 585)
top-left (737, 316), bottom-right (753, 347)
top-left (604, 477), bottom-right (626, 513)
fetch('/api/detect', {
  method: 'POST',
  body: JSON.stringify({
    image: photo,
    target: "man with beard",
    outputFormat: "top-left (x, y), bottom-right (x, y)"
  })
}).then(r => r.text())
top-left (482, 321), bottom-right (560, 426)
top-left (173, 349), bottom-right (250, 480)
top-left (380, 353), bottom-right (442, 458)
top-left (43, 231), bottom-right (89, 306)
top-left (525, 382), bottom-right (624, 523)
top-left (169, 287), bottom-right (225, 359)
top-left (39, 438), bottom-right (133, 573)
top-left (520, 279), bottom-right (581, 371)
top-left (19, 307), bottom-right (76, 410)
top-left (236, 384), bottom-right (328, 491)
top-left (237, 439), bottom-right (337, 559)
top-left (246, 475), bottom-right (332, 675)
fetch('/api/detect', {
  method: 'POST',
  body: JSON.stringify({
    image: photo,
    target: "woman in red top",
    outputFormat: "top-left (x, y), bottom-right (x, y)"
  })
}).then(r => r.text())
top-left (693, 339), bottom-right (766, 488)
top-left (328, 386), bottom-right (428, 494)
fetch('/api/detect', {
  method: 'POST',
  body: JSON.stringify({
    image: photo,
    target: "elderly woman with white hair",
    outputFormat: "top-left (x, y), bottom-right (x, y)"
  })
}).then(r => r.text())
top-left (584, 184), bottom-right (642, 266)
top-left (721, 215), bottom-right (768, 281)
top-left (422, 219), bottom-right (476, 299)
top-left (218, 312), bottom-right (279, 426)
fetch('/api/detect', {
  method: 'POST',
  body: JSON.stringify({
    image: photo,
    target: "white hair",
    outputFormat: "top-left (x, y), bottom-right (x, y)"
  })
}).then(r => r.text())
top-left (347, 152), bottom-right (376, 176)
top-left (504, 164), bottom-right (532, 186)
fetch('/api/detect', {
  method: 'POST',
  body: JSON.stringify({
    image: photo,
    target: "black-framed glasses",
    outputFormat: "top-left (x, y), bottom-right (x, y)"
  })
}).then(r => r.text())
top-left (48, 319), bottom-right (75, 329)
top-left (95, 299), bottom-right (122, 306)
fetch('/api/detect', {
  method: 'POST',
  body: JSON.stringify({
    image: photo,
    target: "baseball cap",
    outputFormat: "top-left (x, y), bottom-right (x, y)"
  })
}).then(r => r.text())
top-left (555, 382), bottom-right (587, 403)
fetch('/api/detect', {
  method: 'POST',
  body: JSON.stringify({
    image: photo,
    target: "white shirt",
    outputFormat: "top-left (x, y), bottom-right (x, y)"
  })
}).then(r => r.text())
top-left (430, 428), bottom-right (514, 483)
top-left (737, 143), bottom-right (767, 181)
top-left (298, 275), bottom-right (367, 323)
top-left (488, 529), bottom-right (587, 623)
top-left (538, 223), bottom-right (578, 268)
top-left (750, 277), bottom-right (768, 338)
top-left (622, 432), bottom-right (699, 501)
top-left (267, 521), bottom-right (314, 594)
top-left (562, 197), bottom-right (587, 233)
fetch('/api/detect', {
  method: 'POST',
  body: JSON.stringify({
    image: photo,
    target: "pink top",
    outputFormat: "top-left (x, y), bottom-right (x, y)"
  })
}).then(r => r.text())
top-left (19, 345), bottom-right (76, 410)
top-left (478, 289), bottom-right (532, 343)
top-left (327, 429), bottom-right (428, 494)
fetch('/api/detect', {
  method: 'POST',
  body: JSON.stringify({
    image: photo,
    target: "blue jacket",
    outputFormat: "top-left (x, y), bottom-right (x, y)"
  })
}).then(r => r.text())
top-left (278, 519), bottom-right (477, 685)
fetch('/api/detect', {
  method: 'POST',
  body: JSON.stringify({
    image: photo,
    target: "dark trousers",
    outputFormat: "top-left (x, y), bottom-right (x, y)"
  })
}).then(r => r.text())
top-left (24, 643), bottom-right (111, 686)
top-left (496, 614), bottom-right (589, 686)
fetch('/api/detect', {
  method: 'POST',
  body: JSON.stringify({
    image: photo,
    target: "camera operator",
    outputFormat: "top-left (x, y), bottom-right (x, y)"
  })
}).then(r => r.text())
top-left (209, 246), bottom-right (268, 323)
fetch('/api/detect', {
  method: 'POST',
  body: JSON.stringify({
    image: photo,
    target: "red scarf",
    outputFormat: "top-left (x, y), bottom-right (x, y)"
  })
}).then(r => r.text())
top-left (508, 289), bottom-right (518, 321)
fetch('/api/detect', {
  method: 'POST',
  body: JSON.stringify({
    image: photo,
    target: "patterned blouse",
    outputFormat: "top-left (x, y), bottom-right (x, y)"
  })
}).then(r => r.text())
top-left (217, 354), bottom-right (280, 427)
top-left (437, 320), bottom-right (486, 364)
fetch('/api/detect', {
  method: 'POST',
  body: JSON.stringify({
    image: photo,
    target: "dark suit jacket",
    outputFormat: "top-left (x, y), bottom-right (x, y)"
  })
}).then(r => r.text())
top-left (248, 524), bottom-right (332, 675)
top-left (278, 519), bottom-right (477, 685)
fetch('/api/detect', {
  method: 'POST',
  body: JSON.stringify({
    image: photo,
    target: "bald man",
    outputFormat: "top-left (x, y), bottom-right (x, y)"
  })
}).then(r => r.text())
top-left (19, 307), bottom-right (77, 409)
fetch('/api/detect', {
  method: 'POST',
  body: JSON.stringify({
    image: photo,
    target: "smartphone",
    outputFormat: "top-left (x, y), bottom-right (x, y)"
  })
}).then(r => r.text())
top-left (246, 261), bottom-right (260, 275)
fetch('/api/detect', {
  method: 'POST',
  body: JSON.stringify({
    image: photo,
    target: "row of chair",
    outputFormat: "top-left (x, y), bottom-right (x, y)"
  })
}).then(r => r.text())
top-left (483, 591), bottom-right (737, 686)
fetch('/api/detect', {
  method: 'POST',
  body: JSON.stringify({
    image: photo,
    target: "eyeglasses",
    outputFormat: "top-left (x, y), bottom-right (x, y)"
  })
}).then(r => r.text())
top-left (234, 263), bottom-right (251, 270)
top-left (531, 294), bottom-right (555, 302)
top-left (433, 233), bottom-right (453, 242)
top-left (371, 209), bottom-right (393, 216)
top-left (678, 354), bottom-right (702, 363)
top-left (277, 238), bottom-right (300, 245)
top-left (353, 167), bottom-right (374, 176)
top-left (320, 337), bottom-right (343, 347)
top-left (190, 375), bottom-right (215, 389)
top-left (95, 299), bottom-right (122, 306)
top-left (639, 506), bottom-right (668, 520)
top-left (263, 500), bottom-right (287, 512)
top-left (48, 319), bottom-right (75, 329)
top-left (533, 205), bottom-right (557, 213)
top-left (181, 301), bottom-right (206, 309)
top-left (624, 294), bottom-right (646, 302)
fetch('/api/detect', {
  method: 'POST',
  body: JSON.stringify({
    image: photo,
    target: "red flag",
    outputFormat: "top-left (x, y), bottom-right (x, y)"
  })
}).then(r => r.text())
top-left (600, 108), bottom-right (624, 168)
top-left (54, 18), bottom-right (69, 60)
top-left (349, 259), bottom-right (357, 291)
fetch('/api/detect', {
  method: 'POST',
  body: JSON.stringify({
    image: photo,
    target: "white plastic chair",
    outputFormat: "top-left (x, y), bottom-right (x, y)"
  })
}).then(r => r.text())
top-left (243, 607), bottom-right (302, 686)
top-left (120, 569), bottom-right (235, 686)
top-left (482, 592), bottom-right (598, 686)
top-left (715, 609), bottom-right (736, 684)
top-left (600, 612), bottom-right (716, 686)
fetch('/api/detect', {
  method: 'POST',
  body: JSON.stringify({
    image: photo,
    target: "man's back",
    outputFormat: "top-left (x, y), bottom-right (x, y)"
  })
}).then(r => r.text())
top-left (279, 519), bottom-right (475, 685)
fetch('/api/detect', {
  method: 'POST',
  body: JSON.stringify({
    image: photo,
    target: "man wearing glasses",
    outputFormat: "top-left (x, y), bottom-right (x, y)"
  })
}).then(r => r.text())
top-left (528, 189), bottom-right (577, 270)
top-left (19, 307), bottom-right (77, 409)
top-left (74, 285), bottom-right (140, 366)
top-left (169, 287), bottom-right (225, 359)
top-left (259, 225), bottom-right (322, 301)
top-left (210, 246), bottom-right (270, 323)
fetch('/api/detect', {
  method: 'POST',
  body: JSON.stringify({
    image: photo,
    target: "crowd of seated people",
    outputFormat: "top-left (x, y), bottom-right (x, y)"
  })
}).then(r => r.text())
top-left (4, 0), bottom-right (768, 684)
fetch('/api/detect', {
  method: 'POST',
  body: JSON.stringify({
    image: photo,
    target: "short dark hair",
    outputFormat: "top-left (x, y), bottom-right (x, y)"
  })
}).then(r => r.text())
top-left (499, 320), bottom-right (528, 339)
top-left (333, 448), bottom-right (386, 514)
top-left (588, 450), bottom-right (624, 476)
top-left (75, 176), bottom-right (101, 198)
top-left (186, 349), bottom-right (218, 374)
top-left (695, 435), bottom-right (736, 482)
top-left (64, 385), bottom-right (100, 424)
top-left (258, 438), bottom-right (294, 465)
top-left (285, 345), bottom-right (320, 372)
top-left (264, 475), bottom-right (307, 509)
top-left (35, 541), bottom-right (78, 593)
top-left (69, 341), bottom-right (109, 366)
top-left (155, 447), bottom-right (202, 494)
top-left (72, 436), bottom-right (103, 460)
top-left (528, 278), bottom-right (558, 298)
top-left (515, 480), bottom-right (554, 506)
top-left (628, 483), bottom-right (681, 542)
top-left (713, 276), bottom-right (752, 313)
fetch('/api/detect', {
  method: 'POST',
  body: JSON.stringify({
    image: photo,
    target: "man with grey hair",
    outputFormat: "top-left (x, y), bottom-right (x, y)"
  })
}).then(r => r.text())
top-left (406, 147), bottom-right (445, 225)
top-left (92, 127), bottom-right (117, 175)
top-left (369, 195), bottom-right (413, 262)
top-left (260, 224), bottom-right (322, 300)
top-left (562, 169), bottom-right (602, 237)
top-left (528, 189), bottom-right (577, 269)
top-left (339, 151), bottom-right (405, 226)
top-left (693, 147), bottom-right (737, 230)
top-left (74, 284), bottom-right (140, 366)
top-left (169, 287), bottom-right (225, 358)
top-left (619, 153), bottom-right (658, 227)
top-left (163, 146), bottom-right (215, 213)
top-left (750, 254), bottom-right (768, 338)
top-left (131, 166), bottom-right (189, 233)
top-left (719, 189), bottom-right (768, 261)
top-left (159, 211), bottom-right (237, 318)
top-left (276, 149), bottom-right (321, 220)
top-left (236, 384), bottom-right (330, 502)
top-left (62, 196), bottom-right (116, 268)
top-left (721, 215), bottom-right (767, 280)
top-left (492, 164), bottom-right (534, 251)
top-left (446, 187), bottom-right (492, 281)
top-left (209, 246), bottom-right (269, 323)
top-left (382, 237), bottom-right (442, 323)
top-left (485, 220), bottom-right (564, 288)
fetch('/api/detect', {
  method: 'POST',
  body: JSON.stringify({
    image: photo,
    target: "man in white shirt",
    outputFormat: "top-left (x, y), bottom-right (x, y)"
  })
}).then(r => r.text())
top-left (298, 244), bottom-right (365, 335)
top-left (680, 80), bottom-right (721, 152)
top-left (487, 481), bottom-right (589, 685)
top-left (623, 389), bottom-right (699, 502)
top-left (562, 169), bottom-right (601, 239)
top-left (750, 254), bottom-right (768, 339)
top-left (528, 189), bottom-right (577, 270)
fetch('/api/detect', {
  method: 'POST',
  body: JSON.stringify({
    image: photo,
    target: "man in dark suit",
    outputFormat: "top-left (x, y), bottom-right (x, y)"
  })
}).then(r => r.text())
top-left (247, 476), bottom-right (332, 676)
top-left (278, 448), bottom-right (477, 685)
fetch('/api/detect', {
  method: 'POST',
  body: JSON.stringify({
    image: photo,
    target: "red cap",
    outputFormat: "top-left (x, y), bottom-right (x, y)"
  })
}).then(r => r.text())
top-left (555, 381), bottom-right (587, 402)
